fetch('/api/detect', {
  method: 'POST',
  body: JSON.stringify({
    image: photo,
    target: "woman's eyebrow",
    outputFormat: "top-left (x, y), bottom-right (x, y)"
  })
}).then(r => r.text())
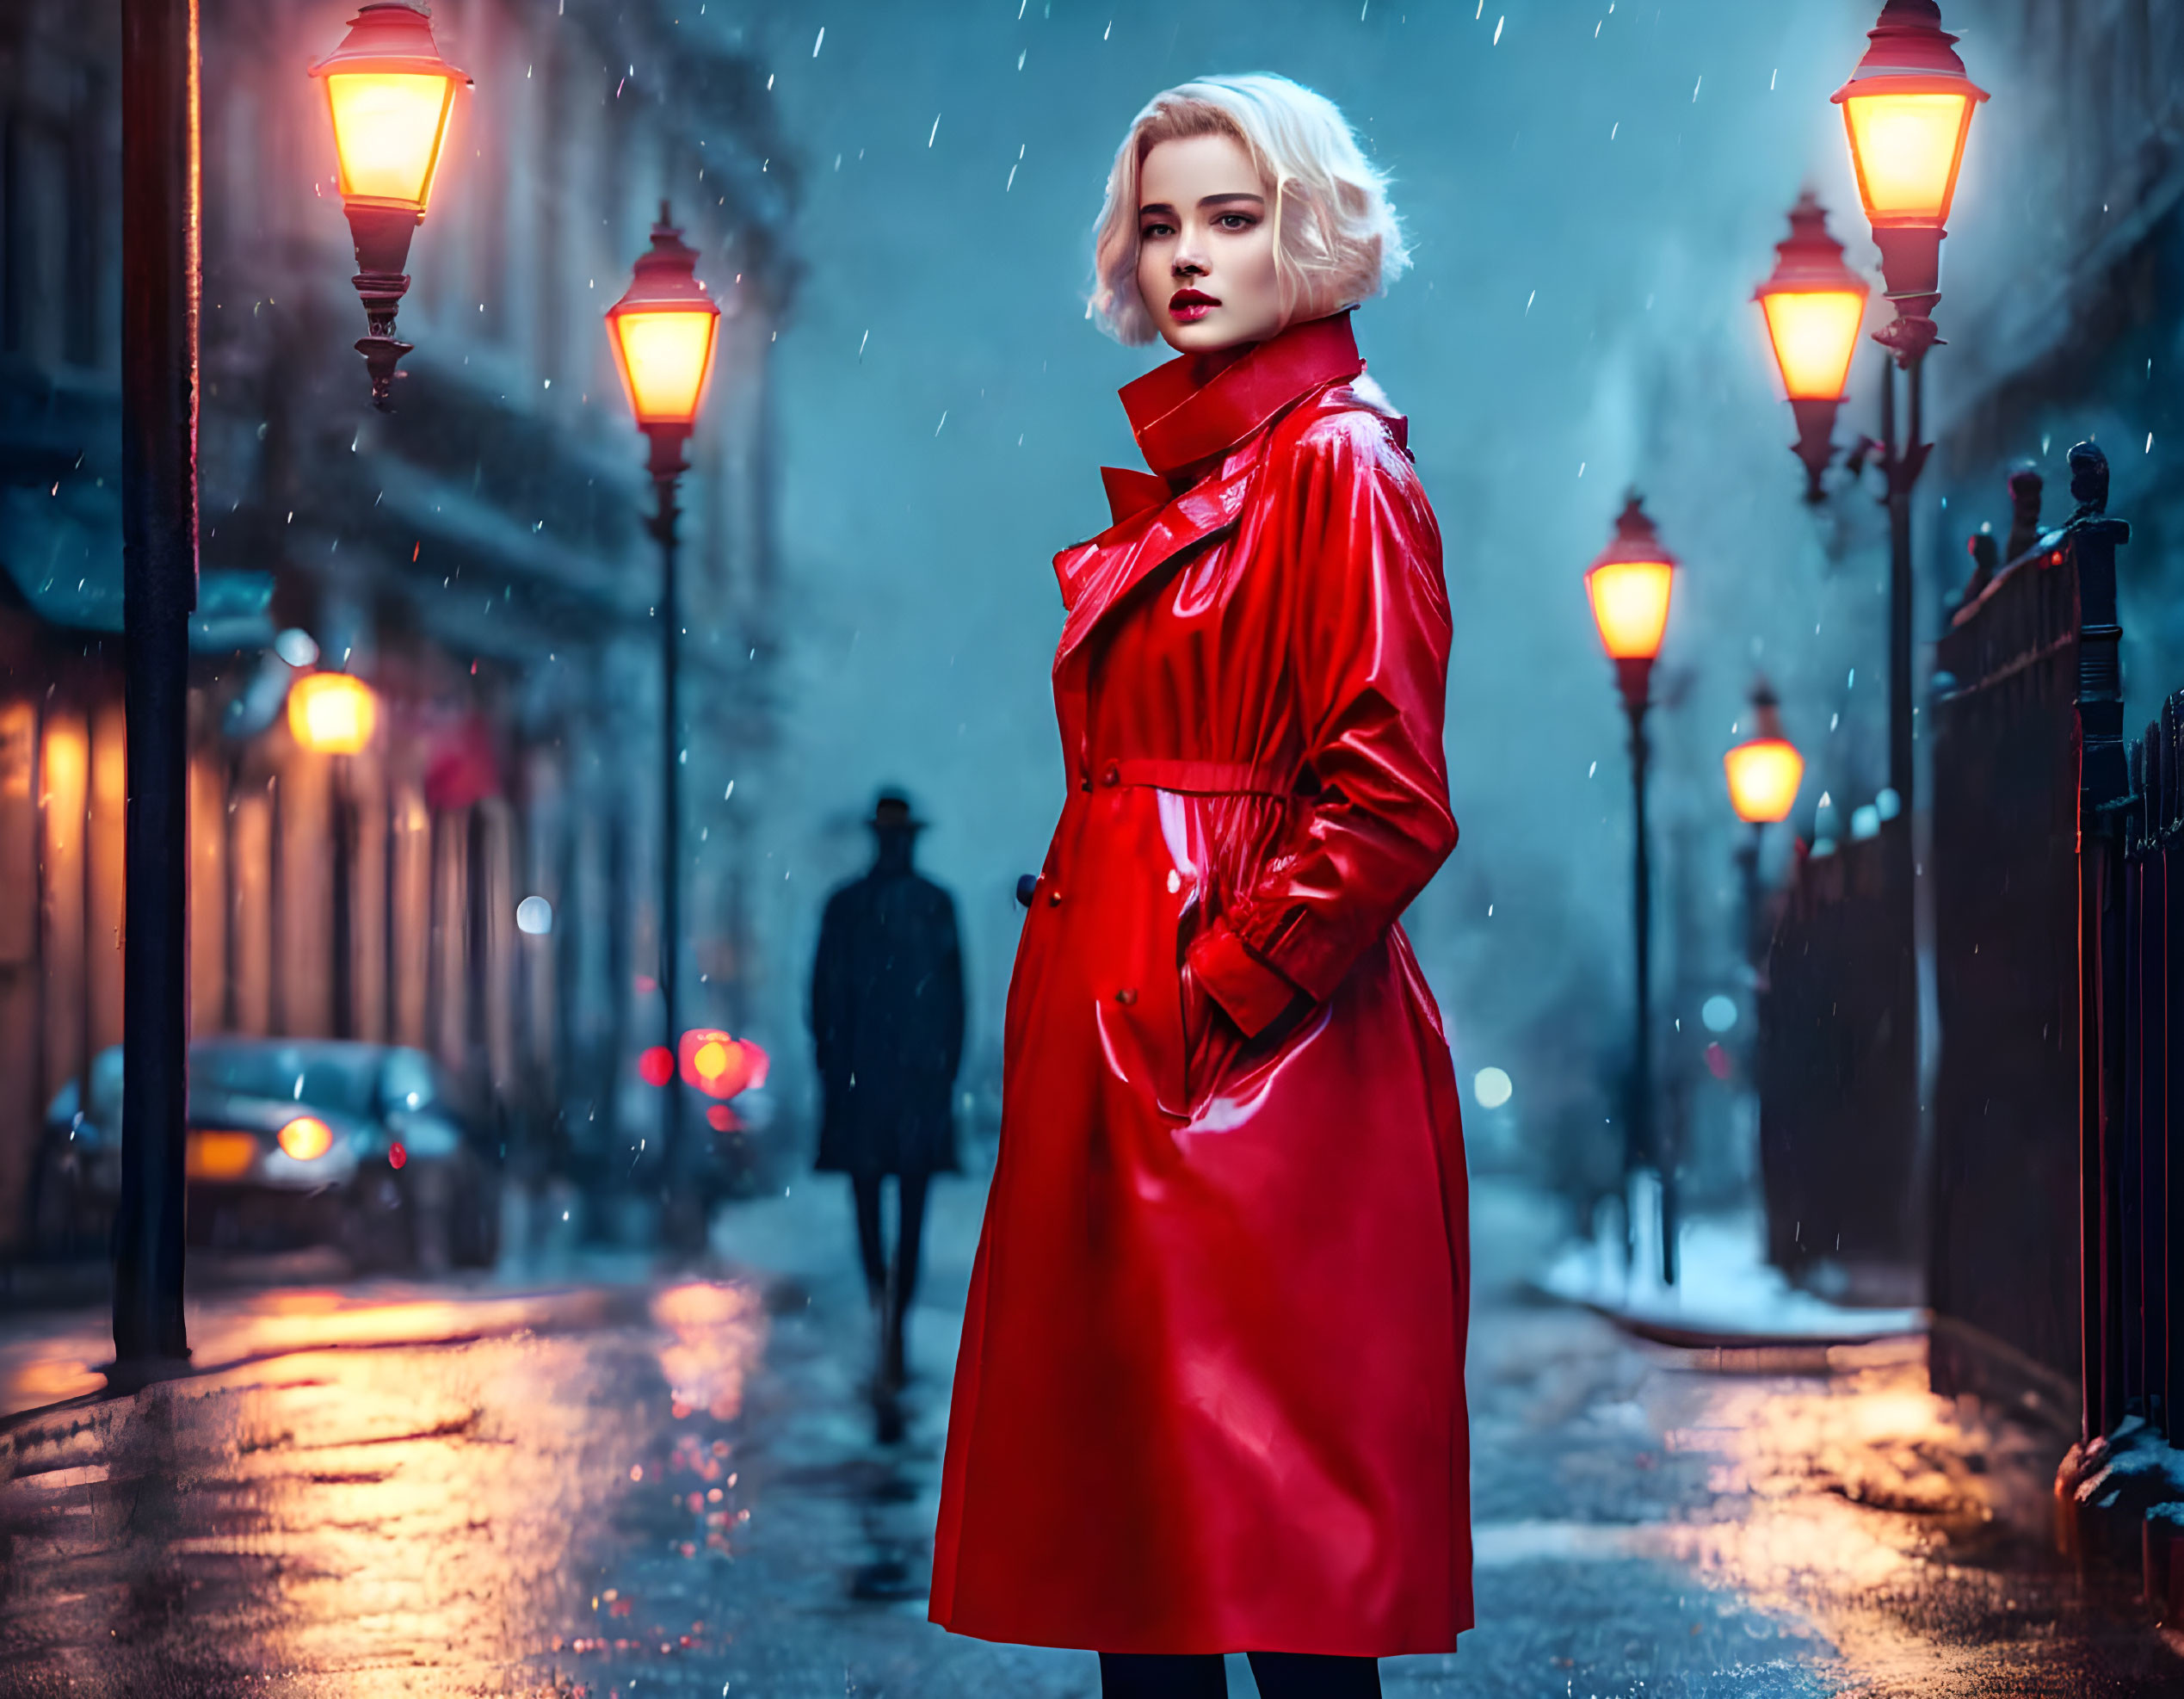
top-left (1138, 192), bottom-right (1266, 219)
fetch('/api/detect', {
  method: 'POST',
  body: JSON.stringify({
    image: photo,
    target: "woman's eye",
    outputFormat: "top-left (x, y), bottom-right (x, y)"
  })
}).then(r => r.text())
top-left (1216, 214), bottom-right (1256, 231)
top-left (1140, 222), bottom-right (1173, 239)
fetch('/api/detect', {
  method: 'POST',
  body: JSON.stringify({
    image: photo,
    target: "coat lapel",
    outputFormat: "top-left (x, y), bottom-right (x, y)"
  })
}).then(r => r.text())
top-left (1052, 457), bottom-right (1254, 668)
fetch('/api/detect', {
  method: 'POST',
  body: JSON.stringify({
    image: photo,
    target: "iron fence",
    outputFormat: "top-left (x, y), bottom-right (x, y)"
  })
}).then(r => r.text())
top-left (1756, 821), bottom-right (1917, 1289)
top-left (1926, 442), bottom-right (2131, 1439)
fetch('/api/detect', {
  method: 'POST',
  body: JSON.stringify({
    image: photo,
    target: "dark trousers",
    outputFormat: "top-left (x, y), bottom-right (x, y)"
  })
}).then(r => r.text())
top-left (852, 1172), bottom-right (930, 1387)
top-left (851, 1171), bottom-right (930, 1308)
top-left (1098, 1652), bottom-right (1380, 1698)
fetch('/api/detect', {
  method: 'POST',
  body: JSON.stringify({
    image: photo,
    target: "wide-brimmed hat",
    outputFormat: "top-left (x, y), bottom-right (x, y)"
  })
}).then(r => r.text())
top-left (867, 788), bottom-right (926, 830)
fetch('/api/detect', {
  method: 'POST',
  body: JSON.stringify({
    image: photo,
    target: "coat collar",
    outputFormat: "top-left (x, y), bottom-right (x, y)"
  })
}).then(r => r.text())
top-left (1120, 311), bottom-right (1364, 483)
top-left (1052, 313), bottom-right (1366, 674)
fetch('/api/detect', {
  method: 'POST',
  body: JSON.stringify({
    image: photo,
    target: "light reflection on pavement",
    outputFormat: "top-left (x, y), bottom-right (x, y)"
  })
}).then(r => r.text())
top-left (0, 1177), bottom-right (2178, 1696)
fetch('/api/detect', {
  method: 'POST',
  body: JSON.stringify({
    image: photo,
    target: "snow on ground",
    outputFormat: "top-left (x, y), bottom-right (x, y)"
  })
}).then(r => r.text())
top-left (1539, 1172), bottom-right (1924, 1345)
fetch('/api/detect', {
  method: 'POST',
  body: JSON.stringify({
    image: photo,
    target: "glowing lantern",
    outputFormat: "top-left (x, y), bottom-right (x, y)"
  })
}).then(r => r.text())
top-left (287, 672), bottom-right (379, 754)
top-left (276, 1115), bottom-right (336, 1162)
top-left (1755, 192), bottom-right (1870, 502)
top-left (310, 2), bottom-right (472, 409)
top-left (639, 1046), bottom-right (676, 1088)
top-left (606, 206), bottom-right (723, 470)
top-left (1725, 683), bottom-right (1805, 825)
top-left (1585, 494), bottom-right (1677, 710)
top-left (1831, 0), bottom-right (1987, 364)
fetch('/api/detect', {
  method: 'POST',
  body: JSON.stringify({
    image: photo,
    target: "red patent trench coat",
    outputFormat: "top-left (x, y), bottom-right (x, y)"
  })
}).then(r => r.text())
top-left (932, 312), bottom-right (1471, 1656)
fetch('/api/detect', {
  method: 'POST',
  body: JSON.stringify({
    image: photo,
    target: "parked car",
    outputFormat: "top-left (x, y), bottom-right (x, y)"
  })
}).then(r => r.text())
top-left (32, 1038), bottom-right (502, 1271)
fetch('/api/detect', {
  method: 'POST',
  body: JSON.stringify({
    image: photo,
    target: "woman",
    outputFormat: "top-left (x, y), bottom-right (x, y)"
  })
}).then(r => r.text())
top-left (932, 74), bottom-right (1470, 1699)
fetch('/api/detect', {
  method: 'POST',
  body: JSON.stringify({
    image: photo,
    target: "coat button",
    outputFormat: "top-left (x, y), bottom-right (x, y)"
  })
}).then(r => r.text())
top-left (1101, 763), bottom-right (1120, 787)
top-left (1048, 888), bottom-right (1063, 907)
top-left (1115, 987), bottom-right (1137, 1005)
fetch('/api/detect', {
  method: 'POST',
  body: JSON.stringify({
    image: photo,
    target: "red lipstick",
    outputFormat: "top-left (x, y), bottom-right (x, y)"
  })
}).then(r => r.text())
top-left (1169, 287), bottom-right (1218, 324)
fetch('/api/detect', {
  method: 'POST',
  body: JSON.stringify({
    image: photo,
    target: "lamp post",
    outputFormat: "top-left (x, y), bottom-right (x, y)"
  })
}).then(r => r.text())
top-left (606, 205), bottom-right (722, 1248)
top-left (112, 0), bottom-right (199, 1375)
top-left (1586, 494), bottom-right (1678, 1283)
top-left (1724, 677), bottom-right (1805, 968)
top-left (1818, 0), bottom-right (1985, 1187)
top-left (1831, 0), bottom-right (1985, 820)
top-left (310, 1), bottom-right (471, 410)
top-left (1755, 193), bottom-right (1870, 503)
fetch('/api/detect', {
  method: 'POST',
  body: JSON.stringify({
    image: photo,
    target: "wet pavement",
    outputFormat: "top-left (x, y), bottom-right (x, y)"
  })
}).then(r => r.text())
top-left (2, 1172), bottom-right (2181, 1697)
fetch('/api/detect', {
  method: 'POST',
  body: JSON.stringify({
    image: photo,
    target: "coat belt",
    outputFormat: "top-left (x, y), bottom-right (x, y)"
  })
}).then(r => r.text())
top-left (1106, 757), bottom-right (1293, 797)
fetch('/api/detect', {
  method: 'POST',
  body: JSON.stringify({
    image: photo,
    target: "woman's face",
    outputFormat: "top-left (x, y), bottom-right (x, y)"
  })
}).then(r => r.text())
top-left (1135, 132), bottom-right (1284, 355)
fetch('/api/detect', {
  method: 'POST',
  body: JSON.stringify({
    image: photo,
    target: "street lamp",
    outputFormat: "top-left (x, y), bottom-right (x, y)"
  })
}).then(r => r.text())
top-left (1586, 493), bottom-right (1678, 1283)
top-left (1724, 685), bottom-right (1805, 827)
top-left (1725, 677), bottom-right (1804, 969)
top-left (287, 672), bottom-right (380, 755)
top-left (310, 1), bottom-right (472, 410)
top-left (606, 204), bottom-right (722, 1245)
top-left (1755, 192), bottom-right (1870, 502)
top-left (1831, 0), bottom-right (1986, 365)
top-left (1819, 1), bottom-right (1983, 1146)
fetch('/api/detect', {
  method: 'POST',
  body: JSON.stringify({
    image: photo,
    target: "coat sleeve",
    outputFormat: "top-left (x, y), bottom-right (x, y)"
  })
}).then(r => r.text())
top-left (1186, 412), bottom-right (1457, 1036)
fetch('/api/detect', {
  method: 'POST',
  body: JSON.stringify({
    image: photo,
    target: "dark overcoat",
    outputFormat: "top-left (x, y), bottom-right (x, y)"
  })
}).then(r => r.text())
top-left (931, 312), bottom-right (1470, 1655)
top-left (811, 858), bottom-right (965, 1177)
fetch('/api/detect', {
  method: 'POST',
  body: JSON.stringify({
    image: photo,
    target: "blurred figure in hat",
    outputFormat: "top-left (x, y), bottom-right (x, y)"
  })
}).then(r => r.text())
top-left (810, 788), bottom-right (965, 1389)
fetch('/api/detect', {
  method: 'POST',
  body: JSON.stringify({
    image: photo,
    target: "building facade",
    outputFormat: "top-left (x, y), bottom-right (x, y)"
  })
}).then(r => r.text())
top-left (0, 0), bottom-right (796, 1253)
top-left (1932, 0), bottom-right (2184, 702)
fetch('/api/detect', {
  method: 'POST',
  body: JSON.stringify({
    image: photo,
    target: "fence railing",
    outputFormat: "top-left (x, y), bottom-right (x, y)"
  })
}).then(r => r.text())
top-left (1927, 482), bottom-right (2100, 1422)
top-left (2113, 702), bottom-right (2182, 1438)
top-left (1925, 442), bottom-right (2131, 1439)
top-left (1756, 819), bottom-right (1917, 1288)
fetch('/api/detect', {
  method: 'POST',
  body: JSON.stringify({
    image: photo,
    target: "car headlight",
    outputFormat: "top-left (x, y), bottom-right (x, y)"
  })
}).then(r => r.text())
top-left (277, 1115), bottom-right (336, 1162)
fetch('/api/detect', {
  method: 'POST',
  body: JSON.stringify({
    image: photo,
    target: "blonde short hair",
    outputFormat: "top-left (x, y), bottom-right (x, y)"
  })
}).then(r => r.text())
top-left (1088, 73), bottom-right (1410, 346)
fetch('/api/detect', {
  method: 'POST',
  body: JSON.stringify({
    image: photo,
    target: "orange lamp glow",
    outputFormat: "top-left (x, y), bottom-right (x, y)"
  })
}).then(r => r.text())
top-left (287, 672), bottom-right (379, 755)
top-left (324, 71), bottom-right (459, 211)
top-left (1761, 291), bottom-right (1867, 402)
top-left (1840, 90), bottom-right (1977, 228)
top-left (1585, 496), bottom-right (1677, 665)
top-left (310, 3), bottom-right (469, 216)
top-left (1587, 559), bottom-right (1675, 662)
top-left (277, 1115), bottom-right (336, 1162)
top-left (1726, 741), bottom-right (1805, 825)
top-left (1725, 679), bottom-right (1804, 824)
top-left (607, 208), bottom-right (723, 436)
